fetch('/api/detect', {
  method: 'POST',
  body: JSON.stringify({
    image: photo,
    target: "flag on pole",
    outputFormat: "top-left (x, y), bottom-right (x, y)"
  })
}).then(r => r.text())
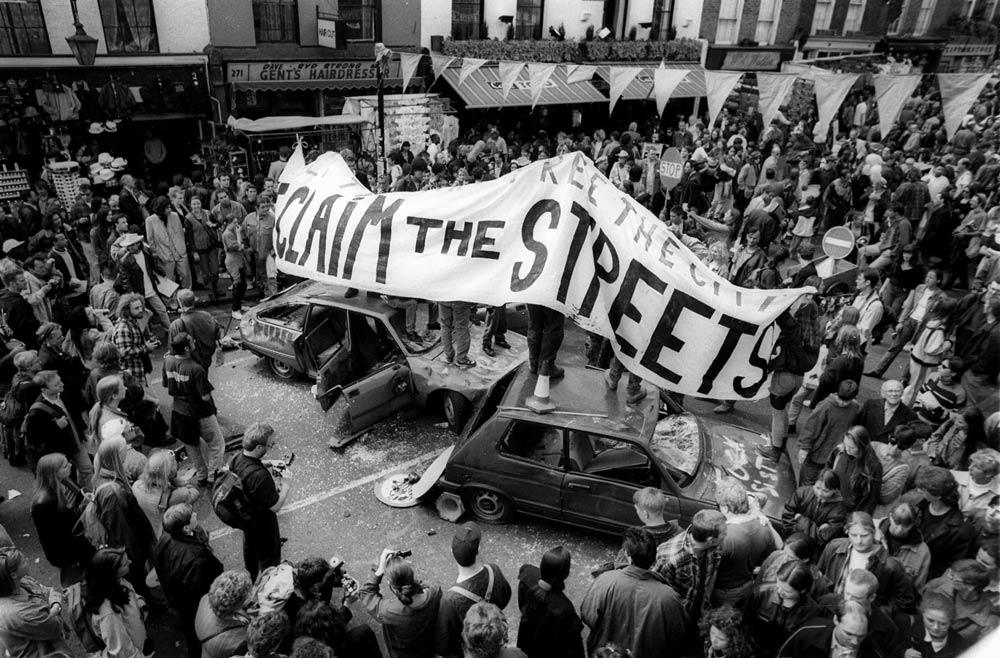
top-left (609, 67), bottom-right (641, 115)
top-left (528, 63), bottom-right (557, 109)
top-left (872, 74), bottom-right (921, 140)
top-left (398, 52), bottom-right (422, 92)
top-left (938, 73), bottom-right (993, 136)
top-left (704, 71), bottom-right (743, 128)
top-left (756, 73), bottom-right (798, 130)
top-left (653, 64), bottom-right (690, 117)
top-left (499, 61), bottom-right (525, 101)
top-left (458, 57), bottom-right (487, 87)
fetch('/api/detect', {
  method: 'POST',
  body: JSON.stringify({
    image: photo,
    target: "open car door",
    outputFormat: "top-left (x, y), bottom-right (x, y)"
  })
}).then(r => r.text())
top-left (340, 360), bottom-right (414, 441)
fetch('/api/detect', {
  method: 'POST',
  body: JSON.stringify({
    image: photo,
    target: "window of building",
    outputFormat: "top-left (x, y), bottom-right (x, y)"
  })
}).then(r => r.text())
top-left (755, 0), bottom-right (781, 44)
top-left (341, 0), bottom-right (376, 41)
top-left (843, 0), bottom-right (866, 33)
top-left (0, 0), bottom-right (50, 55)
top-left (982, 0), bottom-right (999, 19)
top-left (715, 0), bottom-right (743, 44)
top-left (515, 0), bottom-right (544, 40)
top-left (650, 0), bottom-right (674, 40)
top-left (252, 0), bottom-right (299, 43)
top-left (915, 0), bottom-right (937, 34)
top-left (888, 0), bottom-right (912, 34)
top-left (452, 0), bottom-right (484, 39)
top-left (98, 0), bottom-right (158, 53)
top-left (811, 0), bottom-right (834, 33)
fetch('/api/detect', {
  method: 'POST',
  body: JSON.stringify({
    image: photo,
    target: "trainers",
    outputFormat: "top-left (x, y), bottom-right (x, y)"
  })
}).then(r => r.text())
top-left (626, 388), bottom-right (647, 404)
top-left (455, 357), bottom-right (476, 369)
top-left (231, 310), bottom-right (243, 320)
top-left (494, 338), bottom-right (511, 349)
top-left (482, 345), bottom-right (496, 357)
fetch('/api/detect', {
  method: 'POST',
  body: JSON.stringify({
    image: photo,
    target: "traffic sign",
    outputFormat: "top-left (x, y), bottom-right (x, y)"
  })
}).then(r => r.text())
top-left (659, 147), bottom-right (684, 191)
top-left (822, 226), bottom-right (855, 260)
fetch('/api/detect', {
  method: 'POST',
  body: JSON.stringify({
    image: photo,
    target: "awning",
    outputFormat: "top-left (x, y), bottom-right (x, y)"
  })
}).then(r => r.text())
top-left (227, 115), bottom-right (367, 133)
top-left (440, 66), bottom-right (606, 108)
top-left (595, 64), bottom-right (706, 100)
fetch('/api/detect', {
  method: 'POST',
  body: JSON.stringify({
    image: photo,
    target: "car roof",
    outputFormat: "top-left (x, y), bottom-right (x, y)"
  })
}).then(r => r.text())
top-left (499, 366), bottom-right (657, 440)
top-left (278, 281), bottom-right (395, 318)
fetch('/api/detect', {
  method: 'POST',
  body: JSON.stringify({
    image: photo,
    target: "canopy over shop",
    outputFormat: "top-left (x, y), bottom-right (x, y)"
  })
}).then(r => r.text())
top-left (225, 114), bottom-right (368, 177)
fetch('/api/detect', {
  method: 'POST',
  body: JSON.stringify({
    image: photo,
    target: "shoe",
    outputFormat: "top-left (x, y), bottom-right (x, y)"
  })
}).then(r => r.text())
top-left (405, 331), bottom-right (423, 342)
top-left (443, 354), bottom-right (454, 365)
top-left (426, 321), bottom-right (441, 330)
top-left (756, 445), bottom-right (783, 462)
top-left (713, 401), bottom-right (735, 414)
top-left (494, 338), bottom-right (511, 349)
top-left (455, 357), bottom-right (476, 368)
top-left (542, 362), bottom-right (564, 378)
top-left (482, 345), bottom-right (496, 357)
top-left (626, 388), bottom-right (647, 404)
top-left (863, 370), bottom-right (883, 379)
top-left (604, 371), bottom-right (619, 390)
top-left (231, 310), bottom-right (243, 320)
top-left (787, 423), bottom-right (797, 435)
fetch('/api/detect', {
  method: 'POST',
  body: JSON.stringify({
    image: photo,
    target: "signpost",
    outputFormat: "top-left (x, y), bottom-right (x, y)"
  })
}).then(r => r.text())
top-left (659, 147), bottom-right (684, 191)
top-left (822, 226), bottom-right (855, 260)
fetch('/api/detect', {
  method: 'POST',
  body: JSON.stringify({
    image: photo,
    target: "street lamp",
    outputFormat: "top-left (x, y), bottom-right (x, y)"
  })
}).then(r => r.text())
top-left (66, 0), bottom-right (98, 66)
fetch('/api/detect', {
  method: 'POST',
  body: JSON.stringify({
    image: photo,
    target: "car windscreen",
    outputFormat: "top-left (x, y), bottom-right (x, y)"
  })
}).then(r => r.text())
top-left (648, 413), bottom-right (703, 486)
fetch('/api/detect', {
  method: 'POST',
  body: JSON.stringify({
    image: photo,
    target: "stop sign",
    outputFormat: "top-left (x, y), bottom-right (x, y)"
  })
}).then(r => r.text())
top-left (659, 147), bottom-right (684, 191)
top-left (822, 226), bottom-right (856, 260)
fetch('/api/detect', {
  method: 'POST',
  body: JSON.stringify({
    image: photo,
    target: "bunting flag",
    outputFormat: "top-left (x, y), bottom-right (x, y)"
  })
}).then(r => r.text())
top-left (653, 64), bottom-right (690, 118)
top-left (609, 66), bottom-right (641, 114)
top-left (805, 70), bottom-right (860, 142)
top-left (527, 62), bottom-right (557, 108)
top-left (704, 71), bottom-right (743, 128)
top-left (398, 52), bottom-right (422, 92)
top-left (278, 139), bottom-right (306, 185)
top-left (872, 74), bottom-right (921, 140)
top-left (756, 73), bottom-right (798, 130)
top-left (429, 55), bottom-right (456, 84)
top-left (458, 57), bottom-right (487, 87)
top-left (499, 61), bottom-right (525, 101)
top-left (566, 64), bottom-right (597, 85)
top-left (938, 73), bottom-right (993, 136)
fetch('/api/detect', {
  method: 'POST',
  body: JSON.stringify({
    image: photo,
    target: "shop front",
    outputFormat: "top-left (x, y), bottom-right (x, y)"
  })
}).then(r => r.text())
top-left (939, 42), bottom-right (998, 73)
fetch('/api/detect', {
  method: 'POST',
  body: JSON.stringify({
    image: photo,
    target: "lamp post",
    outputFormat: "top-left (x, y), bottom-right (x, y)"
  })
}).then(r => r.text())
top-left (66, 0), bottom-right (98, 66)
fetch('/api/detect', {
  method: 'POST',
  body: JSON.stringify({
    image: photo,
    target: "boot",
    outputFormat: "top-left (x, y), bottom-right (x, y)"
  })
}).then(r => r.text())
top-left (541, 361), bottom-right (564, 379)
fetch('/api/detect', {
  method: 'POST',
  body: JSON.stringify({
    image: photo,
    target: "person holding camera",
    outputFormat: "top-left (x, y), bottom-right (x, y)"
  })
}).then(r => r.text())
top-left (112, 293), bottom-right (160, 385)
top-left (359, 548), bottom-right (441, 658)
top-left (231, 423), bottom-right (289, 580)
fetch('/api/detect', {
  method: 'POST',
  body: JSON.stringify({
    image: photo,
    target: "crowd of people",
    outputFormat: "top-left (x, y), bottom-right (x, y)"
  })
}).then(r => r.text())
top-left (1, 59), bottom-right (1000, 658)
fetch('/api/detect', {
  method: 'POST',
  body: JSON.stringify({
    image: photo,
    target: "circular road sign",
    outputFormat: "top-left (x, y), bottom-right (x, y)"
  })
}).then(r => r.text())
top-left (659, 147), bottom-right (684, 191)
top-left (822, 226), bottom-right (856, 260)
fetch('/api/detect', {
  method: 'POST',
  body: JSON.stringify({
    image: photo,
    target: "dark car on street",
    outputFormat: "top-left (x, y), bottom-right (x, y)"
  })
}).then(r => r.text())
top-left (437, 366), bottom-right (796, 535)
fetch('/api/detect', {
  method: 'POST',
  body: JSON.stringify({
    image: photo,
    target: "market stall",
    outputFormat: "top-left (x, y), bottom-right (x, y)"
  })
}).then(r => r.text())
top-left (225, 114), bottom-right (369, 177)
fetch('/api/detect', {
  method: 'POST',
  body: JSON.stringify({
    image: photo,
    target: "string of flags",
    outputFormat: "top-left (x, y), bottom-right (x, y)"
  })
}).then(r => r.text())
top-left (389, 49), bottom-right (992, 141)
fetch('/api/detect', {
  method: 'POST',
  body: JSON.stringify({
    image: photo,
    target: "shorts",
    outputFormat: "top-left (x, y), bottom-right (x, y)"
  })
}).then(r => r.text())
top-left (768, 371), bottom-right (802, 410)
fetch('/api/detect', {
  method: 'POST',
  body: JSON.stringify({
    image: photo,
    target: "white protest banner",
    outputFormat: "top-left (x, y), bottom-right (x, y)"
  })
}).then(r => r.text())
top-left (873, 74), bottom-right (920, 140)
top-left (398, 52), bottom-right (423, 92)
top-left (653, 65), bottom-right (690, 118)
top-left (938, 73), bottom-right (992, 136)
top-left (278, 140), bottom-right (306, 184)
top-left (499, 61), bottom-right (525, 101)
top-left (609, 66), bottom-right (641, 114)
top-left (756, 72), bottom-right (798, 131)
top-left (806, 71), bottom-right (859, 142)
top-left (705, 71), bottom-right (743, 129)
top-left (274, 153), bottom-right (810, 400)
top-left (458, 57), bottom-right (487, 88)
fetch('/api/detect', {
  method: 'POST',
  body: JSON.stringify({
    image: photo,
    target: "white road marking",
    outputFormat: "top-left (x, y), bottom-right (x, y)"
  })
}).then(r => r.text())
top-left (209, 449), bottom-right (443, 540)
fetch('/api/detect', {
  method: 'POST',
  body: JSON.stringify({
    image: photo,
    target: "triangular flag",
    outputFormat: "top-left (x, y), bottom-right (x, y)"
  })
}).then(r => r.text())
top-left (566, 64), bottom-right (597, 85)
top-left (527, 62), bottom-right (557, 109)
top-left (653, 64), bottom-right (690, 117)
top-left (430, 55), bottom-right (456, 83)
top-left (938, 73), bottom-right (993, 136)
top-left (704, 71), bottom-right (743, 128)
top-left (609, 66), bottom-right (641, 115)
top-left (805, 70), bottom-right (859, 142)
top-left (278, 139), bottom-right (306, 185)
top-left (398, 52), bottom-right (422, 92)
top-left (458, 57), bottom-right (487, 88)
top-left (499, 61), bottom-right (525, 101)
top-left (756, 73), bottom-right (798, 130)
top-left (872, 74), bottom-right (921, 140)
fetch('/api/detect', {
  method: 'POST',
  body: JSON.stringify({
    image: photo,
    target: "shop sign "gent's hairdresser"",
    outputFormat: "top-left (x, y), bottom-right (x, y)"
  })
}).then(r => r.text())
top-left (227, 60), bottom-right (401, 83)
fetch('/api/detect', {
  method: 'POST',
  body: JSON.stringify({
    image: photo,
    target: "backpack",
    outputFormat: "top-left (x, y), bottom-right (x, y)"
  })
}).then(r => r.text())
top-left (64, 581), bottom-right (105, 653)
top-left (212, 456), bottom-right (254, 529)
top-left (73, 482), bottom-right (117, 548)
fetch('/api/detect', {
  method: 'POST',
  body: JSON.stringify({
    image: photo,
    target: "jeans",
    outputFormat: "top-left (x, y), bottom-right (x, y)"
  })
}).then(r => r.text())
top-left (787, 383), bottom-right (812, 426)
top-left (384, 297), bottom-right (417, 332)
top-left (197, 248), bottom-right (220, 296)
top-left (608, 356), bottom-right (642, 393)
top-left (870, 317), bottom-right (917, 376)
top-left (482, 305), bottom-right (507, 347)
top-left (145, 293), bottom-right (171, 332)
top-left (439, 301), bottom-right (472, 361)
top-left (163, 258), bottom-right (192, 289)
top-left (186, 415), bottom-right (225, 480)
top-left (71, 445), bottom-right (94, 488)
top-left (231, 268), bottom-right (247, 312)
top-left (243, 511), bottom-right (281, 581)
top-left (526, 304), bottom-right (564, 367)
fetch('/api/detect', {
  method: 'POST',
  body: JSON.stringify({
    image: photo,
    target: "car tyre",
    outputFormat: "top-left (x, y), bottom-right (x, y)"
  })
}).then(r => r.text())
top-left (465, 488), bottom-right (515, 524)
top-left (268, 357), bottom-right (298, 380)
top-left (443, 391), bottom-right (470, 433)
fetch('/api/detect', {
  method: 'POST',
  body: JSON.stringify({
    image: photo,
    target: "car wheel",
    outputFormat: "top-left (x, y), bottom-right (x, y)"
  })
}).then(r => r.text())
top-left (443, 391), bottom-right (470, 433)
top-left (268, 358), bottom-right (298, 380)
top-left (465, 488), bottom-right (515, 524)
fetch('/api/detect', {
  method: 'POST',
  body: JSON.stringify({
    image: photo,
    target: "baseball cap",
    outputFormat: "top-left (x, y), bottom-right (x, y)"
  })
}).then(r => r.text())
top-left (3, 238), bottom-right (24, 253)
top-left (452, 521), bottom-right (482, 566)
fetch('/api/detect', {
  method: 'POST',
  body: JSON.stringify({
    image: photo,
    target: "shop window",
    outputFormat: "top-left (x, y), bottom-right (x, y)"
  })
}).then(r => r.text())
top-left (650, 0), bottom-right (674, 40)
top-left (0, 0), bottom-right (50, 55)
top-left (98, 0), bottom-right (158, 53)
top-left (843, 0), bottom-right (866, 34)
top-left (515, 0), bottom-right (544, 40)
top-left (715, 0), bottom-right (743, 44)
top-left (252, 0), bottom-right (299, 43)
top-left (452, 0), bottom-right (484, 40)
top-left (341, 0), bottom-right (376, 41)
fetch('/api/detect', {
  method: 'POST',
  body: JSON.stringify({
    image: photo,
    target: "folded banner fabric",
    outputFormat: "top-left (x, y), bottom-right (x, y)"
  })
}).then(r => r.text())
top-left (807, 71), bottom-right (860, 142)
top-left (273, 153), bottom-right (810, 400)
top-left (756, 73), bottom-right (799, 131)
top-left (873, 75), bottom-right (921, 141)
top-left (938, 73), bottom-right (993, 136)
top-left (654, 65), bottom-right (691, 118)
top-left (705, 71), bottom-right (744, 129)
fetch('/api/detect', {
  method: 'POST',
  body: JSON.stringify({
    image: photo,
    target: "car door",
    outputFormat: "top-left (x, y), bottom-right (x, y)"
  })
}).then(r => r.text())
top-left (490, 420), bottom-right (566, 518)
top-left (560, 431), bottom-right (680, 534)
top-left (294, 304), bottom-right (348, 375)
top-left (340, 360), bottom-right (414, 436)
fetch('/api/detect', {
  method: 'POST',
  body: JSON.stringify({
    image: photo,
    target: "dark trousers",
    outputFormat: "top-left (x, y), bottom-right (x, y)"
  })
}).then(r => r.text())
top-left (242, 512), bottom-right (280, 581)
top-left (482, 305), bottom-right (507, 347)
top-left (870, 317), bottom-right (918, 376)
top-left (231, 268), bottom-right (247, 312)
top-left (526, 304), bottom-right (564, 367)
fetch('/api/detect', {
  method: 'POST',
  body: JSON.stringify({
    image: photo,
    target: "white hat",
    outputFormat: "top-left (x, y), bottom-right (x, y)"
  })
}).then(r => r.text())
top-left (98, 168), bottom-right (115, 182)
top-left (119, 233), bottom-right (143, 247)
top-left (89, 162), bottom-right (102, 176)
top-left (3, 238), bottom-right (24, 253)
top-left (690, 147), bottom-right (708, 163)
top-left (110, 157), bottom-right (128, 170)
top-left (98, 152), bottom-right (113, 165)
top-left (104, 120), bottom-right (118, 133)
top-left (88, 122), bottom-right (105, 135)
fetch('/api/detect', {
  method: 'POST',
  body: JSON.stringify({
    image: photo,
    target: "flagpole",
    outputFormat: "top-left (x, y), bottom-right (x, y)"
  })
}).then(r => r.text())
top-left (376, 2), bottom-right (387, 181)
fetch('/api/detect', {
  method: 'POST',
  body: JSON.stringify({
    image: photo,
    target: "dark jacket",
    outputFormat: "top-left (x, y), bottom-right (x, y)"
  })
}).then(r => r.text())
top-left (152, 529), bottom-right (224, 617)
top-left (916, 500), bottom-right (977, 579)
top-left (516, 564), bottom-right (585, 658)
top-left (816, 593), bottom-right (903, 658)
top-left (894, 613), bottom-right (970, 658)
top-left (23, 396), bottom-right (81, 461)
top-left (818, 538), bottom-right (916, 615)
top-left (826, 447), bottom-right (884, 515)
top-left (30, 489), bottom-right (94, 569)
top-left (812, 353), bottom-right (864, 407)
top-left (781, 485), bottom-right (848, 546)
top-left (856, 398), bottom-right (917, 444)
top-left (0, 288), bottom-right (40, 348)
top-left (745, 584), bottom-right (816, 658)
top-left (94, 477), bottom-right (155, 566)
top-left (770, 309), bottom-right (820, 375)
top-left (778, 617), bottom-right (884, 658)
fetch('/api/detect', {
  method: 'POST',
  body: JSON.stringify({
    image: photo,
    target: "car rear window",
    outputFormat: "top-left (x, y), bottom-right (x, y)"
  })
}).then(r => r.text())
top-left (649, 413), bottom-right (702, 480)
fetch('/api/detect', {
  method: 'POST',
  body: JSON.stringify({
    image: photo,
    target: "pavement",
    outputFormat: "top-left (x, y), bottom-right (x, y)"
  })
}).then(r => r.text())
top-left (0, 295), bottom-right (894, 657)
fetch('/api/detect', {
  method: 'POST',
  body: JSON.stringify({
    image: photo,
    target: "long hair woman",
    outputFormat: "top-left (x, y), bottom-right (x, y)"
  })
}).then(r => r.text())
top-left (825, 426), bottom-right (884, 514)
top-left (0, 546), bottom-right (72, 658)
top-left (359, 550), bottom-right (442, 658)
top-left (92, 436), bottom-right (155, 597)
top-left (84, 547), bottom-right (149, 658)
top-left (516, 546), bottom-right (585, 658)
top-left (811, 325), bottom-right (865, 408)
top-left (131, 449), bottom-right (199, 540)
top-left (31, 453), bottom-right (95, 585)
top-left (903, 297), bottom-right (957, 406)
top-left (89, 375), bottom-right (145, 480)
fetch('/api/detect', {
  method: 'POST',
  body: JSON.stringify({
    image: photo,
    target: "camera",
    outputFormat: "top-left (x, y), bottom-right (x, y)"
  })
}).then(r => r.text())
top-left (149, 337), bottom-right (162, 348)
top-left (172, 446), bottom-right (188, 463)
top-left (388, 549), bottom-right (412, 559)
